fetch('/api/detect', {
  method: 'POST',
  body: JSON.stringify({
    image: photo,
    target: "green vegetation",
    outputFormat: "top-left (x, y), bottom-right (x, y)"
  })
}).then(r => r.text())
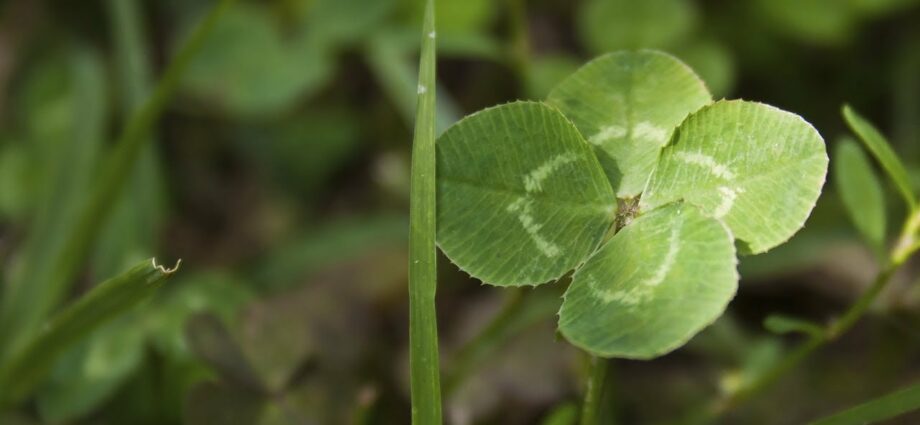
top-left (2, 0), bottom-right (920, 423)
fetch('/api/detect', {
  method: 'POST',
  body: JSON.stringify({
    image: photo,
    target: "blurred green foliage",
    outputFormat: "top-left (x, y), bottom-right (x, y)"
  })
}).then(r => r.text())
top-left (0, 0), bottom-right (920, 423)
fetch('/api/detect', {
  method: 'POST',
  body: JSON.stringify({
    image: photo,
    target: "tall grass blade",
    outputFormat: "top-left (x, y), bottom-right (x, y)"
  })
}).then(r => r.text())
top-left (408, 0), bottom-right (443, 423)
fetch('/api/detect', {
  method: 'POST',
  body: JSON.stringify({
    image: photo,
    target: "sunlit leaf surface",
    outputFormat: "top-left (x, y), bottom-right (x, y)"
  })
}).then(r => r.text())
top-left (559, 203), bottom-right (737, 358)
top-left (437, 101), bottom-right (616, 286)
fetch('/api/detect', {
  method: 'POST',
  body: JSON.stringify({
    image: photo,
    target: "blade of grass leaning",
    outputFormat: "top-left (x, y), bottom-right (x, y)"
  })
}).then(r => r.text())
top-left (408, 0), bottom-right (442, 423)
top-left (0, 259), bottom-right (179, 406)
top-left (807, 381), bottom-right (920, 425)
top-left (0, 0), bottom-right (235, 363)
top-left (842, 104), bottom-right (916, 208)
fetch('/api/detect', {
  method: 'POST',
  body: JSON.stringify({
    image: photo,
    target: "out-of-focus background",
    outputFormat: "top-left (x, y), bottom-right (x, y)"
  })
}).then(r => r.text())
top-left (1, 0), bottom-right (920, 424)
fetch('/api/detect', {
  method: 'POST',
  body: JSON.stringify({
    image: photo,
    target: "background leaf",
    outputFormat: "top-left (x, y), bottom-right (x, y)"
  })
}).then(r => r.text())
top-left (642, 100), bottom-right (828, 254)
top-left (436, 101), bottom-right (616, 286)
top-left (842, 104), bottom-right (916, 208)
top-left (577, 0), bottom-right (698, 54)
top-left (559, 203), bottom-right (737, 359)
top-left (833, 138), bottom-right (887, 254)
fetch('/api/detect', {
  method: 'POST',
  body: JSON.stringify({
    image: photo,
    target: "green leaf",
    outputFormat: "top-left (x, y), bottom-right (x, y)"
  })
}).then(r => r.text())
top-left (577, 0), bottom-right (698, 53)
top-left (834, 138), bottom-right (887, 253)
top-left (404, 0), bottom-right (496, 34)
top-left (408, 1), bottom-right (443, 423)
top-left (559, 203), bottom-right (737, 359)
top-left (642, 100), bottom-right (828, 254)
top-left (36, 318), bottom-right (145, 423)
top-left (842, 104), bottom-right (916, 208)
top-left (547, 50), bottom-right (712, 197)
top-left (182, 2), bottom-right (333, 117)
top-left (673, 39), bottom-right (736, 97)
top-left (0, 259), bottom-right (178, 405)
top-left (437, 101), bottom-right (617, 286)
top-left (525, 55), bottom-right (580, 99)
top-left (808, 381), bottom-right (920, 425)
top-left (302, 0), bottom-right (396, 47)
top-left (763, 314), bottom-right (824, 337)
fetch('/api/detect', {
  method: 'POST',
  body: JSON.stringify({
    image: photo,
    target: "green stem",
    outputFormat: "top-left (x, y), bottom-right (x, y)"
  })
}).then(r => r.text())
top-left (580, 356), bottom-right (609, 425)
top-left (408, 1), bottom-right (442, 424)
top-left (713, 208), bottom-right (920, 417)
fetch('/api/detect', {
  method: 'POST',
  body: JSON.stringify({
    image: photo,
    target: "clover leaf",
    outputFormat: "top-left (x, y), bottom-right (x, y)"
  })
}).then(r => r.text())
top-left (436, 50), bottom-right (828, 358)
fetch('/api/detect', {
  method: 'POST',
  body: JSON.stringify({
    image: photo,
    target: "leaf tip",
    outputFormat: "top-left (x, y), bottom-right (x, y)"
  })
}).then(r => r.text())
top-left (152, 258), bottom-right (182, 275)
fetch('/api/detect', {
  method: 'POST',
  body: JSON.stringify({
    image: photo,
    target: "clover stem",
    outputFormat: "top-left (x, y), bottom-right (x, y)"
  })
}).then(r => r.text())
top-left (580, 355), bottom-right (609, 425)
top-left (711, 207), bottom-right (920, 418)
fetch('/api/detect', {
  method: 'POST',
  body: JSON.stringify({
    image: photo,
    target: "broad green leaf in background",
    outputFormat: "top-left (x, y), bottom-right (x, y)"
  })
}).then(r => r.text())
top-left (642, 100), bottom-right (828, 254)
top-left (36, 319), bottom-right (145, 423)
top-left (755, 0), bottom-right (920, 45)
top-left (300, 0), bottom-right (396, 47)
top-left (559, 203), bottom-right (737, 359)
top-left (235, 107), bottom-right (362, 196)
top-left (808, 381), bottom-right (920, 425)
top-left (674, 39), bottom-right (736, 98)
top-left (834, 138), bottom-right (887, 254)
top-left (525, 55), bottom-right (580, 99)
top-left (436, 101), bottom-right (616, 286)
top-left (548, 51), bottom-right (712, 197)
top-left (182, 2), bottom-right (333, 117)
top-left (0, 259), bottom-right (178, 405)
top-left (755, 0), bottom-right (856, 45)
top-left (577, 0), bottom-right (698, 54)
top-left (403, 0), bottom-right (496, 34)
top-left (842, 104), bottom-right (916, 208)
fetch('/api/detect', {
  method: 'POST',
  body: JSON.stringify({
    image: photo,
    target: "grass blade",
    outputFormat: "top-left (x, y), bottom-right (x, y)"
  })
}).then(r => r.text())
top-left (408, 0), bottom-right (442, 423)
top-left (0, 259), bottom-right (179, 405)
top-left (0, 0), bottom-right (235, 362)
top-left (842, 104), bottom-right (916, 208)
top-left (808, 382), bottom-right (920, 425)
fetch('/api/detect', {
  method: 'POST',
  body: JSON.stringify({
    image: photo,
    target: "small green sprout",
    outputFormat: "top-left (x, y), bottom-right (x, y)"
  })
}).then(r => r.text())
top-left (436, 50), bottom-right (828, 359)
